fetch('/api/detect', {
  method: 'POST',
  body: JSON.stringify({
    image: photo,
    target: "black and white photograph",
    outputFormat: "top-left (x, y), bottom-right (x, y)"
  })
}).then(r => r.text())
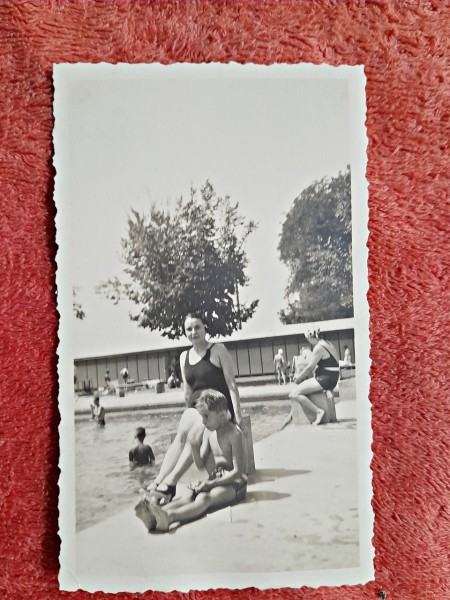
top-left (54, 63), bottom-right (373, 592)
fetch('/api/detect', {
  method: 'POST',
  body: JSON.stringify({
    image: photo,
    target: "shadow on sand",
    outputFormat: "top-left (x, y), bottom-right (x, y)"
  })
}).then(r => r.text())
top-left (323, 418), bottom-right (357, 431)
top-left (248, 468), bottom-right (311, 484)
top-left (244, 490), bottom-right (291, 503)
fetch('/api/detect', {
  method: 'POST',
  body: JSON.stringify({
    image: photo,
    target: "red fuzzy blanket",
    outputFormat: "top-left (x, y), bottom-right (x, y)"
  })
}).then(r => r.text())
top-left (0, 1), bottom-right (448, 599)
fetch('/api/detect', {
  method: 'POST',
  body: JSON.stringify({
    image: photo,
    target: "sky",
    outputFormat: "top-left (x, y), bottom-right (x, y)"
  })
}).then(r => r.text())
top-left (57, 65), bottom-right (351, 358)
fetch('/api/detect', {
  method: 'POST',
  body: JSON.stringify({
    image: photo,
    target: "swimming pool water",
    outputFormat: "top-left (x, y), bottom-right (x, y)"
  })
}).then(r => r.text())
top-left (75, 401), bottom-right (290, 531)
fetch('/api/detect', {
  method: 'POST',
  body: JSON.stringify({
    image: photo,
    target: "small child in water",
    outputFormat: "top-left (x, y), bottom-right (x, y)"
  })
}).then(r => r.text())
top-left (135, 389), bottom-right (247, 532)
top-left (129, 427), bottom-right (155, 467)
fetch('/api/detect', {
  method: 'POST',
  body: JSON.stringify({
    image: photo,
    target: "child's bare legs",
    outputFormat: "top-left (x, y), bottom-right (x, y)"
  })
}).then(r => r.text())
top-left (135, 485), bottom-right (195, 532)
top-left (150, 486), bottom-right (236, 532)
top-left (135, 497), bottom-right (157, 531)
top-left (289, 377), bottom-right (325, 426)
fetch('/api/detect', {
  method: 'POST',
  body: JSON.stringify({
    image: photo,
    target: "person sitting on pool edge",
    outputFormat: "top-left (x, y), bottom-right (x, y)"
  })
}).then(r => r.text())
top-left (145, 312), bottom-right (243, 506)
top-left (135, 389), bottom-right (247, 532)
top-left (282, 327), bottom-right (340, 428)
top-left (129, 427), bottom-right (155, 468)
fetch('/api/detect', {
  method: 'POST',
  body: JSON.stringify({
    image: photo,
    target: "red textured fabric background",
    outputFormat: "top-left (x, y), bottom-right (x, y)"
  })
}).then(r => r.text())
top-left (0, 1), bottom-right (448, 599)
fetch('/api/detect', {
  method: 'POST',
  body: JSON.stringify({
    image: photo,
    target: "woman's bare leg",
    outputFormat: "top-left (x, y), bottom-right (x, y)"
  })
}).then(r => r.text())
top-left (161, 417), bottom-right (209, 487)
top-left (290, 377), bottom-right (325, 425)
top-left (150, 408), bottom-right (201, 487)
top-left (281, 412), bottom-right (293, 429)
top-left (293, 395), bottom-right (325, 425)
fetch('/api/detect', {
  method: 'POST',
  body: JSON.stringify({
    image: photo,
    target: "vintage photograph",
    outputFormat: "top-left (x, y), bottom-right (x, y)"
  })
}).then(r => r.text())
top-left (54, 63), bottom-right (373, 592)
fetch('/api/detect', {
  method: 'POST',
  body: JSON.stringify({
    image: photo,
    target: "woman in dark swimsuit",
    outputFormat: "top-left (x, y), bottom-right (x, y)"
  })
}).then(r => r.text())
top-left (283, 327), bottom-right (340, 427)
top-left (145, 313), bottom-right (242, 505)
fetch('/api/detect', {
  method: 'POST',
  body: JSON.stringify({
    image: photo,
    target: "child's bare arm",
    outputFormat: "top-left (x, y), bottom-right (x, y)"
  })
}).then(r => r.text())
top-left (199, 428), bottom-right (211, 464)
top-left (198, 430), bottom-right (245, 492)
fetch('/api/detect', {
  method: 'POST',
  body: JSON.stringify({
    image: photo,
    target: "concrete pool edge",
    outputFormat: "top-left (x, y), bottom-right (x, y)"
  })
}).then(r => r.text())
top-left (74, 383), bottom-right (292, 415)
top-left (73, 398), bottom-right (363, 589)
top-left (73, 379), bottom-right (356, 416)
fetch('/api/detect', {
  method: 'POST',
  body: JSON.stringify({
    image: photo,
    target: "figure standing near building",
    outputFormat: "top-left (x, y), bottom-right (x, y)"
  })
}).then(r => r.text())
top-left (167, 370), bottom-right (181, 389)
top-left (104, 369), bottom-right (111, 391)
top-left (339, 345), bottom-right (353, 367)
top-left (129, 427), bottom-right (155, 467)
top-left (90, 392), bottom-right (106, 427)
top-left (339, 344), bottom-right (354, 379)
top-left (273, 348), bottom-right (286, 385)
top-left (120, 367), bottom-right (129, 390)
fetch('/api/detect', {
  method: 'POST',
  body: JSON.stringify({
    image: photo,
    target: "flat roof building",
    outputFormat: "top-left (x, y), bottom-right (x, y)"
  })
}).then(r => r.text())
top-left (74, 318), bottom-right (355, 393)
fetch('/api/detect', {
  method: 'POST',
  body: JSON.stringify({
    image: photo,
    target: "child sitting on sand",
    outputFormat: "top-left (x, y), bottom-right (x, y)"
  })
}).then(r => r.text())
top-left (135, 389), bottom-right (247, 532)
top-left (129, 427), bottom-right (155, 467)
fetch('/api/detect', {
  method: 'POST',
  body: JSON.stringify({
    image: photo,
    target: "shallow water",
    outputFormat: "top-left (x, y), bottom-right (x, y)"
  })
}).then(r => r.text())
top-left (75, 400), bottom-right (290, 531)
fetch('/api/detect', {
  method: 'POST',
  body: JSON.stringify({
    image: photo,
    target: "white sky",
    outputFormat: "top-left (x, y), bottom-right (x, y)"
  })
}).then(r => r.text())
top-left (59, 65), bottom-right (351, 357)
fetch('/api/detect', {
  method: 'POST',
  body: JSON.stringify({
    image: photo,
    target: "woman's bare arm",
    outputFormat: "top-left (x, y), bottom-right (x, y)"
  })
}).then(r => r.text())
top-left (294, 345), bottom-right (326, 383)
top-left (180, 350), bottom-right (194, 407)
top-left (215, 344), bottom-right (242, 424)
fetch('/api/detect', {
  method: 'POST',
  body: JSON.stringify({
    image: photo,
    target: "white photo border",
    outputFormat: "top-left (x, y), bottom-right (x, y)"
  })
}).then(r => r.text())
top-left (54, 62), bottom-right (373, 592)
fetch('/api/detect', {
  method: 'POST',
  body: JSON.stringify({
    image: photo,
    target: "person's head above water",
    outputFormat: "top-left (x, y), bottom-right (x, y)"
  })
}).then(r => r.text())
top-left (135, 427), bottom-right (146, 442)
top-left (93, 391), bottom-right (100, 404)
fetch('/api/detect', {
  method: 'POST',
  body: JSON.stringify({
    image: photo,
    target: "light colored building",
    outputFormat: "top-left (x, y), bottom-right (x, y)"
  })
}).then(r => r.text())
top-left (74, 318), bottom-right (355, 393)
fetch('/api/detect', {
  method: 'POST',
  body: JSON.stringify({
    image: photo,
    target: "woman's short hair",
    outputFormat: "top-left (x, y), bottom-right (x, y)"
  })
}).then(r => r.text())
top-left (305, 326), bottom-right (321, 339)
top-left (184, 312), bottom-right (206, 324)
top-left (184, 312), bottom-right (209, 332)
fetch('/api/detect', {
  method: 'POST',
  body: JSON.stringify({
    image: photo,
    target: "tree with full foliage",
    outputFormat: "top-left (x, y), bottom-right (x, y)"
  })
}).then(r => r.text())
top-left (97, 181), bottom-right (258, 339)
top-left (278, 166), bottom-right (353, 324)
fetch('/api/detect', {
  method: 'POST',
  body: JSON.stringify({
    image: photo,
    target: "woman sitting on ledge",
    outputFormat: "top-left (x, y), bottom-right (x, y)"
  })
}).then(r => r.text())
top-left (145, 312), bottom-right (242, 506)
top-left (282, 327), bottom-right (340, 427)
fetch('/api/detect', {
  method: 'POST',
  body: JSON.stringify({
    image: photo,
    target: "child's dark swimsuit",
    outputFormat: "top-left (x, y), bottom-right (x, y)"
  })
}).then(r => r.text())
top-left (184, 345), bottom-right (235, 420)
top-left (315, 342), bottom-right (340, 391)
top-left (189, 468), bottom-right (247, 502)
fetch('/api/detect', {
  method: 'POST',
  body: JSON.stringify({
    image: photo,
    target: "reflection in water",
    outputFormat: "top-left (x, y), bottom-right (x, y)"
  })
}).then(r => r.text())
top-left (75, 401), bottom-right (291, 531)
